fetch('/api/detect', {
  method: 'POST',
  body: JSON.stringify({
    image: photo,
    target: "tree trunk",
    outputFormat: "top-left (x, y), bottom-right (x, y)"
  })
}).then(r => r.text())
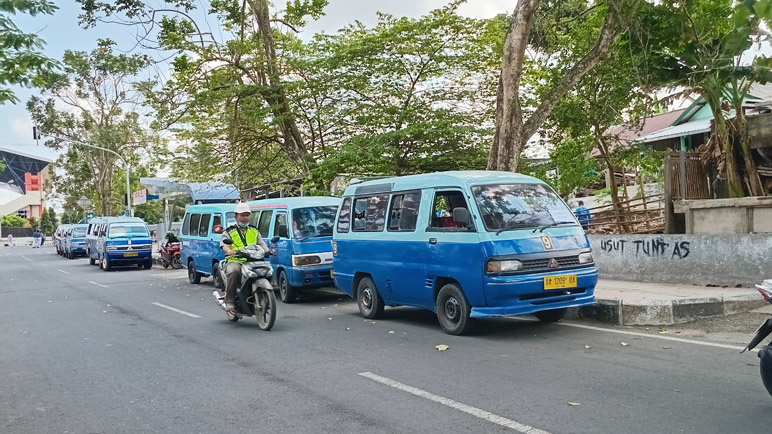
top-left (248, 0), bottom-right (310, 171)
top-left (735, 111), bottom-right (764, 196)
top-left (489, 0), bottom-right (642, 171)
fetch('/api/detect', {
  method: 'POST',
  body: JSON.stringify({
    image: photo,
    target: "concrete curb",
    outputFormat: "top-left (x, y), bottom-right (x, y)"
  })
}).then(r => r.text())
top-left (571, 294), bottom-right (768, 326)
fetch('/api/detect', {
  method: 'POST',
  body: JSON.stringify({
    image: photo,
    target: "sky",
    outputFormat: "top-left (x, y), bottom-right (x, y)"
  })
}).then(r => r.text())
top-left (0, 0), bottom-right (514, 161)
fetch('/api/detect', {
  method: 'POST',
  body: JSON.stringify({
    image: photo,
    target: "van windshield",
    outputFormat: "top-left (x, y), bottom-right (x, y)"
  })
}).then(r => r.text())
top-left (108, 224), bottom-right (149, 238)
top-left (291, 206), bottom-right (337, 240)
top-left (472, 184), bottom-right (577, 232)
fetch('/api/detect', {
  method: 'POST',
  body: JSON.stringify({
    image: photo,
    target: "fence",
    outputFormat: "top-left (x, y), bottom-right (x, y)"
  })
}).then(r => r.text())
top-left (0, 227), bottom-right (33, 238)
top-left (583, 192), bottom-right (665, 234)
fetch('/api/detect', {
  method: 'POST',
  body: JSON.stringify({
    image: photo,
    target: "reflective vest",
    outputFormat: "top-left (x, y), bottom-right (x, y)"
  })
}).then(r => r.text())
top-left (225, 225), bottom-right (259, 263)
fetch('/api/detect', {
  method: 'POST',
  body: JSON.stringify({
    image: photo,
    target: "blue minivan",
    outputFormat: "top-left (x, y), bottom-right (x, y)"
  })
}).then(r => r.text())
top-left (180, 203), bottom-right (236, 285)
top-left (332, 171), bottom-right (598, 335)
top-left (89, 217), bottom-right (153, 271)
top-left (246, 197), bottom-right (341, 303)
top-left (64, 224), bottom-right (89, 259)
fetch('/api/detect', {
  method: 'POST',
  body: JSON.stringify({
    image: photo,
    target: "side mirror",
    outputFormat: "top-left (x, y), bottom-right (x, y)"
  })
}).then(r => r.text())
top-left (212, 224), bottom-right (223, 234)
top-left (270, 236), bottom-right (280, 244)
top-left (222, 238), bottom-right (233, 245)
top-left (278, 224), bottom-right (288, 238)
top-left (452, 208), bottom-right (470, 227)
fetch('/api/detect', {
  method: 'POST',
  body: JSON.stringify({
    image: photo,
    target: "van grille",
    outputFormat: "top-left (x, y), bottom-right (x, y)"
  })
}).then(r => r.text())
top-left (521, 255), bottom-right (581, 272)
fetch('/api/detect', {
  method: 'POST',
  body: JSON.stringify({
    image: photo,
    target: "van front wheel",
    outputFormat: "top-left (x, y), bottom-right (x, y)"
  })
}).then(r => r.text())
top-left (436, 283), bottom-right (472, 335)
top-left (357, 276), bottom-right (383, 319)
top-left (188, 261), bottom-right (201, 284)
top-left (278, 270), bottom-right (297, 303)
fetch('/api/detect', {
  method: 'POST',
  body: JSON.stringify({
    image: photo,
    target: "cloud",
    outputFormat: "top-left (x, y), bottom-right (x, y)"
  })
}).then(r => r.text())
top-left (10, 117), bottom-right (33, 141)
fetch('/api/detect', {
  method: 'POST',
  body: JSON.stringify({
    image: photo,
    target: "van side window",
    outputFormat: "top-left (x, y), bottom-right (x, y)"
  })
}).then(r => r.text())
top-left (337, 198), bottom-right (351, 233)
top-left (199, 213), bottom-right (211, 237)
top-left (181, 214), bottom-right (190, 235)
top-left (249, 211), bottom-right (260, 227)
top-left (189, 214), bottom-right (201, 236)
top-left (212, 214), bottom-right (223, 233)
top-left (273, 212), bottom-right (288, 238)
top-left (353, 195), bottom-right (388, 232)
top-left (430, 191), bottom-right (470, 229)
top-left (257, 210), bottom-right (273, 238)
top-left (388, 192), bottom-right (421, 231)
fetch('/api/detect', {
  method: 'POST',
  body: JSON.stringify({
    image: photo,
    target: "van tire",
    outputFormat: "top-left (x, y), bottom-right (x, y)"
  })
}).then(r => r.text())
top-left (357, 276), bottom-right (384, 319)
top-left (534, 308), bottom-right (566, 323)
top-left (143, 260), bottom-right (152, 270)
top-left (188, 260), bottom-right (202, 284)
top-left (278, 270), bottom-right (297, 303)
top-left (102, 255), bottom-right (112, 271)
top-left (436, 283), bottom-right (472, 335)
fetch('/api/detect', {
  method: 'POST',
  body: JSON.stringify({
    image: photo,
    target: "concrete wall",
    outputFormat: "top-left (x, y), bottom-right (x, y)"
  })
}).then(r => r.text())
top-left (674, 197), bottom-right (772, 234)
top-left (589, 234), bottom-right (772, 287)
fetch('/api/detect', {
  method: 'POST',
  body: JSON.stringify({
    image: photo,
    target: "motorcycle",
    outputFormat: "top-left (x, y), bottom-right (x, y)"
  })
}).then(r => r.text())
top-left (212, 239), bottom-right (276, 330)
top-left (742, 279), bottom-right (772, 397)
top-left (159, 240), bottom-right (182, 269)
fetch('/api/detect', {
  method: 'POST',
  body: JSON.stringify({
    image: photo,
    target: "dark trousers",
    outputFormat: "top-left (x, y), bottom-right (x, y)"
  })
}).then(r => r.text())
top-left (225, 262), bottom-right (242, 303)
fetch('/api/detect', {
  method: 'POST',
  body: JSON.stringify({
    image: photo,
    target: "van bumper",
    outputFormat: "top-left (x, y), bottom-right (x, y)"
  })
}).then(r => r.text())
top-left (473, 267), bottom-right (598, 318)
top-left (106, 251), bottom-right (152, 264)
top-left (288, 265), bottom-right (335, 288)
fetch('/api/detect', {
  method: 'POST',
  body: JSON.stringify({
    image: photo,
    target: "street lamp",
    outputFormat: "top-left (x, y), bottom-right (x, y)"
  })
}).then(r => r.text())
top-left (47, 135), bottom-right (132, 217)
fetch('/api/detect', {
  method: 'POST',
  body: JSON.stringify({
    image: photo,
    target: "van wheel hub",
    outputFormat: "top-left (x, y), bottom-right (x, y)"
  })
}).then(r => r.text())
top-left (361, 287), bottom-right (373, 308)
top-left (444, 297), bottom-right (460, 323)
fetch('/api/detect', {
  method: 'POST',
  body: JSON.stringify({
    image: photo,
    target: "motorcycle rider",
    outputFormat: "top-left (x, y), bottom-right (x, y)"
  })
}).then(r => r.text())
top-left (220, 202), bottom-right (270, 314)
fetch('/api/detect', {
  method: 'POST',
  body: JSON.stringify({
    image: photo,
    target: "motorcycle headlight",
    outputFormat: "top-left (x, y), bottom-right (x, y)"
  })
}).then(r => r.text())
top-left (578, 252), bottom-right (594, 264)
top-left (487, 259), bottom-right (523, 273)
top-left (292, 255), bottom-right (322, 267)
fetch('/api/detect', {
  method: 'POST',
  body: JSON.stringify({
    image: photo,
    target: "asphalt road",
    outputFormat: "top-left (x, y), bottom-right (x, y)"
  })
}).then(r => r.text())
top-left (1, 246), bottom-right (771, 434)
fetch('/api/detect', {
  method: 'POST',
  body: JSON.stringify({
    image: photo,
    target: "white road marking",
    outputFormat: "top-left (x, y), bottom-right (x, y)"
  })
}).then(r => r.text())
top-left (20, 255), bottom-right (32, 261)
top-left (560, 322), bottom-right (753, 352)
top-left (152, 302), bottom-right (201, 318)
top-left (358, 372), bottom-right (551, 434)
top-left (88, 281), bottom-right (109, 288)
top-left (40, 263), bottom-right (48, 267)
top-left (57, 269), bottom-right (70, 275)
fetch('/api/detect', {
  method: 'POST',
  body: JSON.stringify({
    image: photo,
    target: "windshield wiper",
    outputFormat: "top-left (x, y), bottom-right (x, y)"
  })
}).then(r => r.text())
top-left (532, 221), bottom-right (576, 233)
top-left (495, 222), bottom-right (535, 235)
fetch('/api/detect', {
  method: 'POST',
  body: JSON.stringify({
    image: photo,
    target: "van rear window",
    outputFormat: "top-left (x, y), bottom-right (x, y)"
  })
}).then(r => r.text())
top-left (353, 195), bottom-right (388, 232)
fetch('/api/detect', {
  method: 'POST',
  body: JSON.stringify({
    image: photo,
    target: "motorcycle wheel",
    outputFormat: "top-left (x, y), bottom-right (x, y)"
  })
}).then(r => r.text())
top-left (759, 346), bottom-right (772, 397)
top-left (172, 255), bottom-right (182, 269)
top-left (254, 288), bottom-right (276, 331)
top-left (212, 263), bottom-right (224, 289)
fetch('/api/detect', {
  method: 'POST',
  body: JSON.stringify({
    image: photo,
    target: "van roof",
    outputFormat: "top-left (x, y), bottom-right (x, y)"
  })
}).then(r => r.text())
top-left (185, 203), bottom-right (237, 213)
top-left (342, 170), bottom-right (544, 196)
top-left (246, 196), bottom-right (340, 209)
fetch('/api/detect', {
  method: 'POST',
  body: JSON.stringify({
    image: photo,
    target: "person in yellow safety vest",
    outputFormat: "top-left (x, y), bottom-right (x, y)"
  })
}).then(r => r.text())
top-left (220, 202), bottom-right (270, 314)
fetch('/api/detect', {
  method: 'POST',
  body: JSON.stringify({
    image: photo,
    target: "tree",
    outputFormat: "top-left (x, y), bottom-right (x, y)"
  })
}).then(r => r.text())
top-left (488, 0), bottom-right (644, 171)
top-left (40, 206), bottom-right (56, 233)
top-left (301, 3), bottom-right (504, 190)
top-left (27, 40), bottom-right (166, 215)
top-left (0, 0), bottom-right (59, 103)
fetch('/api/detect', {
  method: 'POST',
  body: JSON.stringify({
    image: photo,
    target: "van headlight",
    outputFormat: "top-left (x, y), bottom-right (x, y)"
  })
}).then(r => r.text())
top-left (105, 245), bottom-right (119, 251)
top-left (578, 252), bottom-right (594, 264)
top-left (292, 255), bottom-right (322, 267)
top-left (487, 259), bottom-right (523, 273)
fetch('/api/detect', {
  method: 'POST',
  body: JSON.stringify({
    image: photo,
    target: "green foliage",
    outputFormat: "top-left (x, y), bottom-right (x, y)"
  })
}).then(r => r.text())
top-left (0, 0), bottom-right (59, 103)
top-left (27, 216), bottom-right (39, 230)
top-left (27, 39), bottom-right (166, 215)
top-left (1, 214), bottom-right (27, 227)
top-left (40, 207), bottom-right (56, 233)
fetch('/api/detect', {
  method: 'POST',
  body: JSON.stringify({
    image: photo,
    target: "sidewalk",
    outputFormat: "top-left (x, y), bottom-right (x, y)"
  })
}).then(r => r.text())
top-left (569, 279), bottom-right (769, 326)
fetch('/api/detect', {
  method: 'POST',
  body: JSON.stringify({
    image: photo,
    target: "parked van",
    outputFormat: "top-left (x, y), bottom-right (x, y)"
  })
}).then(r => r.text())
top-left (332, 171), bottom-right (598, 335)
top-left (246, 197), bottom-right (340, 303)
top-left (85, 218), bottom-right (107, 265)
top-left (180, 204), bottom-right (236, 285)
top-left (92, 217), bottom-right (153, 271)
top-left (55, 224), bottom-right (72, 255)
top-left (64, 224), bottom-right (89, 259)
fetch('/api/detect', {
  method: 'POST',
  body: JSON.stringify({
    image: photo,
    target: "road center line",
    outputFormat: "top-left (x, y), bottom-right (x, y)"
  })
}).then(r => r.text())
top-left (88, 281), bottom-right (109, 288)
top-left (57, 269), bottom-right (70, 275)
top-left (358, 372), bottom-right (551, 434)
top-left (152, 302), bottom-right (201, 318)
top-left (20, 255), bottom-right (32, 261)
top-left (560, 322), bottom-right (752, 352)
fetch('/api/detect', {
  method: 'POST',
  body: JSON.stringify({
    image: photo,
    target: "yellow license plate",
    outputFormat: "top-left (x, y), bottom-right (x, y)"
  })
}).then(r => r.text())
top-left (330, 270), bottom-right (334, 278)
top-left (544, 274), bottom-right (577, 290)
top-left (123, 252), bottom-right (138, 257)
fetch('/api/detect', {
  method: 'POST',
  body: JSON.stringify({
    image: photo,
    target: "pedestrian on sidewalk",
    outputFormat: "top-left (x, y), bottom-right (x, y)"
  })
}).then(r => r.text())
top-left (32, 230), bottom-right (41, 248)
top-left (574, 200), bottom-right (591, 230)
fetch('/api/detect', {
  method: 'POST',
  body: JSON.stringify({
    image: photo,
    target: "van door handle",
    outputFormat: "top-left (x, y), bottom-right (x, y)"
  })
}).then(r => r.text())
top-left (429, 238), bottom-right (437, 245)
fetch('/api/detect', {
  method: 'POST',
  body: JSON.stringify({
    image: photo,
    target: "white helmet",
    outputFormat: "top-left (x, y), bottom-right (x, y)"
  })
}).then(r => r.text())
top-left (234, 202), bottom-right (251, 214)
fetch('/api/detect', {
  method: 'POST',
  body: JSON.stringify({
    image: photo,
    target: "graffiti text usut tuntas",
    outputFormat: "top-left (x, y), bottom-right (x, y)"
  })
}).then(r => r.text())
top-left (599, 239), bottom-right (690, 259)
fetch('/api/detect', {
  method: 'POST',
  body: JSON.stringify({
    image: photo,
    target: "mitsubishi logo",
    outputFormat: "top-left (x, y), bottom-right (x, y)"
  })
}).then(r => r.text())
top-left (549, 258), bottom-right (559, 268)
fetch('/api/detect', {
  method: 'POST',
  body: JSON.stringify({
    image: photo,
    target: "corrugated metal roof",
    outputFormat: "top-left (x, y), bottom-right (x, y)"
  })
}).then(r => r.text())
top-left (592, 109), bottom-right (686, 157)
top-left (637, 118), bottom-right (712, 143)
